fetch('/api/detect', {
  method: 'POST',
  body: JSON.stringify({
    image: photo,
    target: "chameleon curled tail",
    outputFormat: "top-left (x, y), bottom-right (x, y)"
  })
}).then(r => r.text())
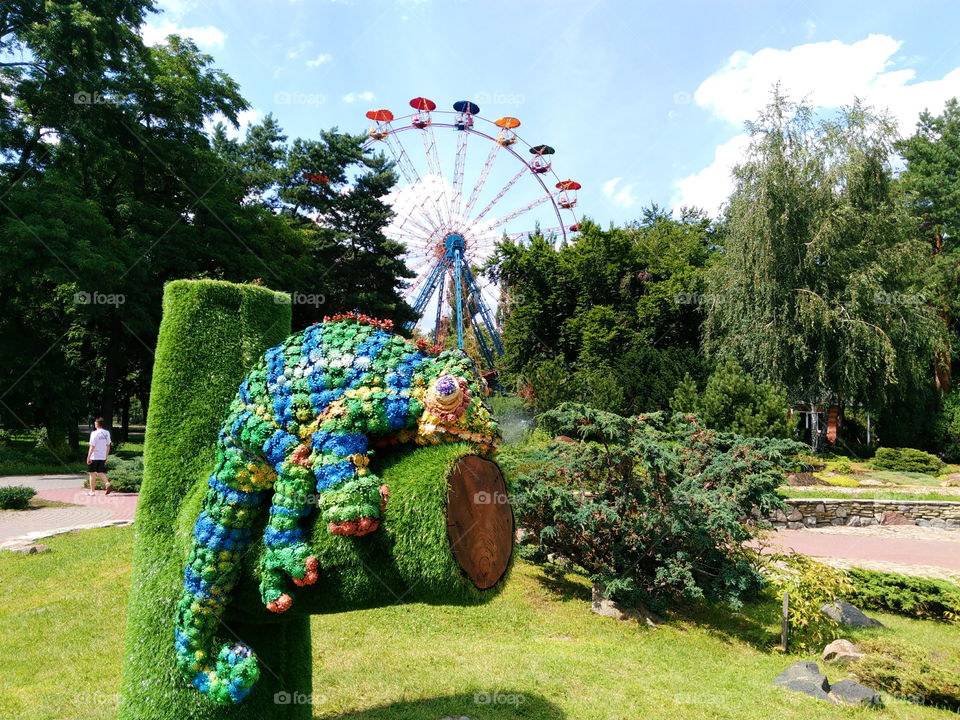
top-left (173, 432), bottom-right (269, 705)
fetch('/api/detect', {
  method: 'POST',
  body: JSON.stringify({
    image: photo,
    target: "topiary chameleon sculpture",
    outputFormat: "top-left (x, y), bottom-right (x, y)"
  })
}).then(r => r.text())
top-left (173, 312), bottom-right (501, 705)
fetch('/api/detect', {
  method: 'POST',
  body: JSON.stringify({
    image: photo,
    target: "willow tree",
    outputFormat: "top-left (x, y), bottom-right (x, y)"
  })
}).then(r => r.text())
top-left (705, 92), bottom-right (944, 444)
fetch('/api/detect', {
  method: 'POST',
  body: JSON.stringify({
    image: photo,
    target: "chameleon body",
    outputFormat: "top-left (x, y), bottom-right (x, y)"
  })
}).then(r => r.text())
top-left (173, 315), bottom-right (500, 704)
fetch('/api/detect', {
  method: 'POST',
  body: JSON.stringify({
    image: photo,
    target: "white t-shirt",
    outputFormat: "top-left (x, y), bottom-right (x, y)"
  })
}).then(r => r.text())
top-left (89, 428), bottom-right (112, 460)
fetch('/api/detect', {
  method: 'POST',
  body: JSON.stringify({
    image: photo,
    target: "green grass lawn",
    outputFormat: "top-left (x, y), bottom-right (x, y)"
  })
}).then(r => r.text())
top-left (780, 488), bottom-right (960, 502)
top-left (2, 527), bottom-right (959, 719)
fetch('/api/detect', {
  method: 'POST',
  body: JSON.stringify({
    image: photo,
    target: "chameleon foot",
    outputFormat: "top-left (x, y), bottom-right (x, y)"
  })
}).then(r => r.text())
top-left (328, 517), bottom-right (380, 536)
top-left (266, 593), bottom-right (293, 614)
top-left (291, 556), bottom-right (319, 587)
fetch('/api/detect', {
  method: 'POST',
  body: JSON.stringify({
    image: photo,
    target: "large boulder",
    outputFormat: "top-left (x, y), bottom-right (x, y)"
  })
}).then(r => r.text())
top-left (880, 511), bottom-right (913, 526)
top-left (821, 600), bottom-right (883, 627)
top-left (772, 661), bottom-right (832, 702)
top-left (821, 639), bottom-right (865, 665)
top-left (829, 679), bottom-right (883, 707)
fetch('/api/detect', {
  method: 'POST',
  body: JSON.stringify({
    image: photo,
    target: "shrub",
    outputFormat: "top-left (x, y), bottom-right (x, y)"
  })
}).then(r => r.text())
top-left (670, 358), bottom-right (794, 439)
top-left (506, 402), bottom-right (805, 611)
top-left (846, 568), bottom-right (960, 622)
top-left (870, 447), bottom-right (942, 474)
top-left (0, 485), bottom-right (37, 510)
top-left (0, 429), bottom-right (12, 447)
top-left (822, 474), bottom-right (859, 488)
top-left (853, 639), bottom-right (960, 711)
top-left (86, 457), bottom-right (144, 493)
top-left (831, 458), bottom-right (853, 474)
top-left (762, 553), bottom-right (855, 650)
top-left (935, 389), bottom-right (960, 463)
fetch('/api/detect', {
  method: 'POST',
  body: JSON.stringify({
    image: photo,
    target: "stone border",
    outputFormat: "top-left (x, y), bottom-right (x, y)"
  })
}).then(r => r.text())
top-left (771, 498), bottom-right (960, 529)
top-left (0, 518), bottom-right (133, 551)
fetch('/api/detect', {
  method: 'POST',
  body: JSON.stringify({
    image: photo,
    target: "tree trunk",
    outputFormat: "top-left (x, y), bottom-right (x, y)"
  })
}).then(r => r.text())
top-left (120, 396), bottom-right (130, 443)
top-left (810, 401), bottom-right (821, 453)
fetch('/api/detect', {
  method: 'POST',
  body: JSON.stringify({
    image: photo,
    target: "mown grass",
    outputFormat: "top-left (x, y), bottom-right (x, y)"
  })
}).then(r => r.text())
top-left (2, 526), bottom-right (959, 719)
top-left (780, 488), bottom-right (960, 503)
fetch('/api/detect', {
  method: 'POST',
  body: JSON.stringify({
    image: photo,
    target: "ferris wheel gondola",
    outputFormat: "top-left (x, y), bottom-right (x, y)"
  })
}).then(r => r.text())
top-left (360, 97), bottom-right (581, 371)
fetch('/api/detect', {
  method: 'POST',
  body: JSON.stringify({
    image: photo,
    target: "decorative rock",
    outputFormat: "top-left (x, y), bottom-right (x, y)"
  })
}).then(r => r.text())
top-left (821, 601), bottom-right (883, 628)
top-left (846, 516), bottom-right (862, 527)
top-left (787, 508), bottom-right (804, 522)
top-left (787, 521), bottom-right (803, 529)
top-left (591, 585), bottom-right (660, 627)
top-left (880, 511), bottom-right (913, 526)
top-left (8, 544), bottom-right (50, 554)
top-left (829, 679), bottom-right (883, 707)
top-left (803, 515), bottom-right (818, 527)
top-left (773, 661), bottom-right (832, 702)
top-left (821, 639), bottom-right (864, 665)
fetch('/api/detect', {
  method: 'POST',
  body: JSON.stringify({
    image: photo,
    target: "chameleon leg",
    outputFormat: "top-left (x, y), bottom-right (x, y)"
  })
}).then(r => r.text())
top-left (259, 442), bottom-right (320, 613)
top-left (174, 431), bottom-right (272, 705)
top-left (311, 432), bottom-right (388, 537)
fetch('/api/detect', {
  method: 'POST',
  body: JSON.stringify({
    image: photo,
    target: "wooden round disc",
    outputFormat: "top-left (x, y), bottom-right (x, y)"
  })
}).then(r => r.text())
top-left (446, 455), bottom-right (514, 590)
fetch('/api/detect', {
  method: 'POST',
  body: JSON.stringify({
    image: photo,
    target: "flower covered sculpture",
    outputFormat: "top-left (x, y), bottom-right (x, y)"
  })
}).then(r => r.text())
top-left (173, 313), bottom-right (501, 705)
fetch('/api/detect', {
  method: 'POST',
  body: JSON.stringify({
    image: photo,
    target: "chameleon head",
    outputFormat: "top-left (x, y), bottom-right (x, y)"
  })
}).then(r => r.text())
top-left (416, 352), bottom-right (501, 451)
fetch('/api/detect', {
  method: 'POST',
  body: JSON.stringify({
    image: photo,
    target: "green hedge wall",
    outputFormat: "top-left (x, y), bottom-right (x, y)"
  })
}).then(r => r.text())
top-left (119, 279), bottom-right (296, 720)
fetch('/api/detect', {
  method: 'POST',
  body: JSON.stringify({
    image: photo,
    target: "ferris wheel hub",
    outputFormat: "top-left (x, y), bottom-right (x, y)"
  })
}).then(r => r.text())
top-left (443, 233), bottom-right (466, 258)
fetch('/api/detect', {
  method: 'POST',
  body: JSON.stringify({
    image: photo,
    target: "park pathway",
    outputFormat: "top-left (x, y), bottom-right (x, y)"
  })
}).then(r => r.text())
top-left (766, 525), bottom-right (960, 581)
top-left (0, 474), bottom-right (137, 545)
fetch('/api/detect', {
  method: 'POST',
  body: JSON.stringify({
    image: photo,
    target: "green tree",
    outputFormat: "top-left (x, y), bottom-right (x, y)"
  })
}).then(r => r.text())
top-left (705, 92), bottom-right (944, 445)
top-left (671, 358), bottom-right (792, 438)
top-left (489, 209), bottom-right (717, 415)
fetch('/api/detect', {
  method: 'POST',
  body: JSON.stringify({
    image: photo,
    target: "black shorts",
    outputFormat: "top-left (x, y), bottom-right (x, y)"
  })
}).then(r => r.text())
top-left (88, 459), bottom-right (107, 473)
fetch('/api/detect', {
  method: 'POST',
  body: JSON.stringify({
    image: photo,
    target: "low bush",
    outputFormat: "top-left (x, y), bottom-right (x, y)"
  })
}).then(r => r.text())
top-left (505, 403), bottom-right (805, 611)
top-left (0, 485), bottom-right (37, 510)
top-left (762, 553), bottom-right (854, 650)
top-left (871, 447), bottom-right (942, 474)
top-left (0, 429), bottom-right (12, 447)
top-left (854, 639), bottom-right (960, 711)
top-left (86, 456), bottom-right (143, 493)
top-left (846, 568), bottom-right (960, 622)
top-left (822, 474), bottom-right (859, 487)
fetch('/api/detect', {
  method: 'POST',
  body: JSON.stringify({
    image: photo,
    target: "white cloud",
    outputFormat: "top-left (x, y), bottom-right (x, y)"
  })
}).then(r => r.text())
top-left (679, 34), bottom-right (960, 215)
top-left (673, 134), bottom-right (751, 216)
top-left (154, 0), bottom-right (197, 18)
top-left (602, 177), bottom-right (638, 208)
top-left (342, 91), bottom-right (375, 104)
top-left (306, 54), bottom-right (332, 67)
top-left (286, 40), bottom-right (311, 60)
top-left (803, 20), bottom-right (816, 39)
top-left (141, 20), bottom-right (226, 49)
top-left (204, 108), bottom-right (263, 139)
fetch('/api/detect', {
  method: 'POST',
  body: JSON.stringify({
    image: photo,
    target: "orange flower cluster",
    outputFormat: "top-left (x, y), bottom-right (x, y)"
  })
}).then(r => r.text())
top-left (415, 337), bottom-right (443, 355)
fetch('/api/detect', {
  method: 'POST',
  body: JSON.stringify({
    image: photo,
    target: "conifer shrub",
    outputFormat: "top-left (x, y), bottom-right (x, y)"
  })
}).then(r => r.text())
top-left (505, 403), bottom-right (805, 610)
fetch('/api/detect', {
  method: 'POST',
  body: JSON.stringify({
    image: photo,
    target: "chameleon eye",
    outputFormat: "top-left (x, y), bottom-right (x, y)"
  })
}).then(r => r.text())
top-left (435, 375), bottom-right (458, 397)
top-left (428, 374), bottom-right (468, 418)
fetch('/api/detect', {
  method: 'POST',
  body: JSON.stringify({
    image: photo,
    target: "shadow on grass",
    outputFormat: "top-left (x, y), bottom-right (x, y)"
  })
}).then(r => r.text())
top-left (326, 692), bottom-right (564, 719)
top-left (668, 594), bottom-right (782, 650)
top-left (534, 567), bottom-right (592, 603)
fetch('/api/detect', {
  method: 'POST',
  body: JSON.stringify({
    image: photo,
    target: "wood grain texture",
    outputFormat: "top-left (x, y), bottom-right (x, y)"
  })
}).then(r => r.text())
top-left (446, 455), bottom-right (514, 589)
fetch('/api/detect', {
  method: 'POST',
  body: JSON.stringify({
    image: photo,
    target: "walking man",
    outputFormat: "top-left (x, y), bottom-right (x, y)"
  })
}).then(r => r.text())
top-left (86, 417), bottom-right (113, 496)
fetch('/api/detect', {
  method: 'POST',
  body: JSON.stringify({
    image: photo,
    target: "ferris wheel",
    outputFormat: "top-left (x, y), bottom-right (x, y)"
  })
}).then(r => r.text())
top-left (360, 97), bottom-right (581, 371)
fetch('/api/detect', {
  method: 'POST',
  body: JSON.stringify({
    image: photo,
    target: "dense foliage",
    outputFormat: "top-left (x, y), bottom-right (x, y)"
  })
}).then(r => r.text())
top-left (670, 357), bottom-right (793, 438)
top-left (504, 403), bottom-right (804, 610)
top-left (705, 93), bottom-right (944, 447)
top-left (0, 485), bottom-right (36, 510)
top-left (488, 207), bottom-right (718, 415)
top-left (847, 568), bottom-right (960, 622)
top-left (869, 447), bottom-right (943, 474)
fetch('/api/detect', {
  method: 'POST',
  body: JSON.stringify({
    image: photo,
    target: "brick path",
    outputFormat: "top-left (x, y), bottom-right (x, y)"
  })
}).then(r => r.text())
top-left (0, 474), bottom-right (138, 545)
top-left (763, 526), bottom-right (960, 579)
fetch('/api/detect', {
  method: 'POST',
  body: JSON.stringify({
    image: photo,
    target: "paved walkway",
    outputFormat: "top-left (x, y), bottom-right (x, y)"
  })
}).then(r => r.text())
top-left (0, 474), bottom-right (137, 545)
top-left (764, 526), bottom-right (960, 580)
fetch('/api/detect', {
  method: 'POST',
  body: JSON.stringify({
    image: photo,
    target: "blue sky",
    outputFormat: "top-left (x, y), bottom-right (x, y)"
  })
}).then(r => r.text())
top-left (144, 0), bottom-right (960, 226)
